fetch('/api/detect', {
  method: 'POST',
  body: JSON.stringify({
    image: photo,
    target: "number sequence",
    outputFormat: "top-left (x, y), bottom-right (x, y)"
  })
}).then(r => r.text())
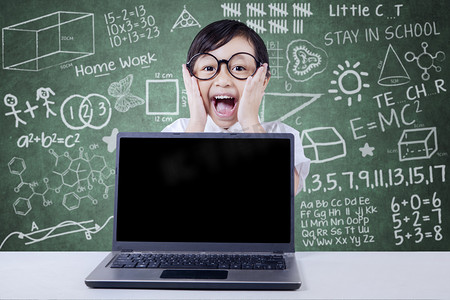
top-left (303, 165), bottom-right (446, 194)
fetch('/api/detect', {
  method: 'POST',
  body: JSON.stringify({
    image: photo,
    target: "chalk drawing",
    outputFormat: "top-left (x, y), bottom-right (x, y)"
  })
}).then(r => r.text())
top-left (146, 79), bottom-right (179, 115)
top-left (2, 11), bottom-right (95, 71)
top-left (378, 44), bottom-right (410, 86)
top-left (328, 60), bottom-right (370, 106)
top-left (102, 128), bottom-right (119, 153)
top-left (405, 42), bottom-right (445, 81)
top-left (398, 127), bottom-right (438, 161)
top-left (293, 2), bottom-right (313, 17)
top-left (267, 41), bottom-right (284, 79)
top-left (23, 101), bottom-right (39, 119)
top-left (221, 3), bottom-right (241, 18)
top-left (60, 93), bottom-right (112, 130)
top-left (269, 3), bottom-right (288, 17)
top-left (36, 87), bottom-right (57, 118)
top-left (0, 216), bottom-right (113, 249)
top-left (13, 197), bottom-right (32, 216)
top-left (269, 19), bottom-right (288, 34)
top-left (8, 147), bottom-right (114, 215)
top-left (171, 5), bottom-right (201, 32)
top-left (286, 39), bottom-right (327, 82)
top-left (301, 127), bottom-right (347, 164)
top-left (260, 92), bottom-right (322, 122)
top-left (108, 74), bottom-right (144, 112)
top-left (246, 19), bottom-right (266, 34)
top-left (292, 2), bottom-right (313, 34)
top-left (246, 3), bottom-right (266, 17)
top-left (293, 19), bottom-right (303, 34)
top-left (3, 93), bottom-right (26, 127)
top-left (359, 143), bottom-right (375, 157)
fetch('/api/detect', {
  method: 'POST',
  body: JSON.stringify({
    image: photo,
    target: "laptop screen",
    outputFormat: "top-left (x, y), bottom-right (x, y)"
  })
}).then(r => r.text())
top-left (115, 133), bottom-right (293, 246)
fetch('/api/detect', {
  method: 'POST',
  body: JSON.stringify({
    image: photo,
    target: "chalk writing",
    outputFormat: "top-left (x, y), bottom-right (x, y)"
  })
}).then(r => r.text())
top-left (299, 196), bottom-right (377, 248)
top-left (60, 94), bottom-right (112, 130)
top-left (17, 132), bottom-right (81, 148)
top-left (392, 192), bottom-right (443, 246)
top-left (74, 51), bottom-right (157, 77)
top-left (303, 165), bottom-right (446, 194)
top-left (104, 4), bottom-right (160, 48)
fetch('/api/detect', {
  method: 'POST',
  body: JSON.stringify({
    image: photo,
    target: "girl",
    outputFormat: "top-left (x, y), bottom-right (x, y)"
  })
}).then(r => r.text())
top-left (163, 20), bottom-right (310, 194)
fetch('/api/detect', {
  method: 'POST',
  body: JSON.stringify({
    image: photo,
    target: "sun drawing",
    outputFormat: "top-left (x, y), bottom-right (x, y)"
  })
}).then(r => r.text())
top-left (328, 60), bottom-right (370, 106)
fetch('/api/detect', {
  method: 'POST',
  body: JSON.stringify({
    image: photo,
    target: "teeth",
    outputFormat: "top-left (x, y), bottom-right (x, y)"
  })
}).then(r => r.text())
top-left (214, 95), bottom-right (233, 100)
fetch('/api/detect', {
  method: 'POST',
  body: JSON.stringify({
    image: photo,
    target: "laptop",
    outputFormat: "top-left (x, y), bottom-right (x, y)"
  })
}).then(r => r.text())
top-left (85, 132), bottom-right (301, 290)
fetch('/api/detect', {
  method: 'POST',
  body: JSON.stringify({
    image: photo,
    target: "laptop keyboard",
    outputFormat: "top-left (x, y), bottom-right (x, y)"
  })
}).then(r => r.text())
top-left (111, 253), bottom-right (286, 270)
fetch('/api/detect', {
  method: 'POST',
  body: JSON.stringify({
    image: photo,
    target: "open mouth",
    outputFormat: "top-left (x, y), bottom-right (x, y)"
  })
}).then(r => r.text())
top-left (211, 95), bottom-right (237, 118)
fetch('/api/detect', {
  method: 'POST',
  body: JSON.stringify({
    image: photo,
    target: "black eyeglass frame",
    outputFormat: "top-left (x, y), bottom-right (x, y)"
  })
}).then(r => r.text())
top-left (186, 52), bottom-right (263, 81)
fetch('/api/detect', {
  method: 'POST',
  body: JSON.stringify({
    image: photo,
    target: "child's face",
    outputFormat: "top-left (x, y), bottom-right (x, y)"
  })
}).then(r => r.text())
top-left (196, 36), bottom-right (268, 129)
top-left (4, 94), bottom-right (17, 107)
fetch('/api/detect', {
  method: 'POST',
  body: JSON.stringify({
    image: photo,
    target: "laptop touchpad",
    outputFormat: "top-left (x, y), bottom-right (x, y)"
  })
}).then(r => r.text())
top-left (160, 270), bottom-right (228, 280)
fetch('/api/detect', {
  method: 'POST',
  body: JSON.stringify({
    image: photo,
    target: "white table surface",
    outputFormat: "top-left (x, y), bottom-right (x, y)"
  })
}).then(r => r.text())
top-left (1, 251), bottom-right (449, 299)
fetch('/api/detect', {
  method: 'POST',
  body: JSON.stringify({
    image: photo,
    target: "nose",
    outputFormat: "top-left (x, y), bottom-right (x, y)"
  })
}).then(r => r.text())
top-left (213, 63), bottom-right (233, 86)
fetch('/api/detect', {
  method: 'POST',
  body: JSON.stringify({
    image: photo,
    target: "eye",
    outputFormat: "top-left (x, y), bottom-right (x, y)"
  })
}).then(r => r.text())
top-left (232, 65), bottom-right (246, 72)
top-left (203, 66), bottom-right (216, 72)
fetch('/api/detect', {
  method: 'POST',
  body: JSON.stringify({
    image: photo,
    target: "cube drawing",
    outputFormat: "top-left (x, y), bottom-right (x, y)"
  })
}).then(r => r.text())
top-left (2, 11), bottom-right (94, 71)
top-left (301, 127), bottom-right (346, 163)
top-left (398, 127), bottom-right (437, 161)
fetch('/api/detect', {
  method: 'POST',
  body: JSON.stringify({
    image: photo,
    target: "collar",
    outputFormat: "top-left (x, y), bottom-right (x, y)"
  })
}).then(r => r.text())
top-left (204, 116), bottom-right (244, 133)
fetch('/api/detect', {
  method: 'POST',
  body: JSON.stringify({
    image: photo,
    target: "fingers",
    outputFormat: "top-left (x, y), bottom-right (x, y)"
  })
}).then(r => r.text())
top-left (181, 64), bottom-right (207, 129)
top-left (243, 63), bottom-right (268, 97)
top-left (190, 76), bottom-right (201, 99)
top-left (182, 64), bottom-right (193, 91)
top-left (238, 63), bottom-right (269, 129)
top-left (182, 64), bottom-right (201, 99)
top-left (251, 63), bottom-right (268, 81)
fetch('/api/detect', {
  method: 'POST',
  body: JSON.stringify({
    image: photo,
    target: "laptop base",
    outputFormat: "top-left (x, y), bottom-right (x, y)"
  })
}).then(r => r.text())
top-left (85, 252), bottom-right (301, 290)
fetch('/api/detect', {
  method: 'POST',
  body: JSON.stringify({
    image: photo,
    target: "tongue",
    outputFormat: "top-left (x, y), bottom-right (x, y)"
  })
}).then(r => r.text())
top-left (215, 99), bottom-right (234, 115)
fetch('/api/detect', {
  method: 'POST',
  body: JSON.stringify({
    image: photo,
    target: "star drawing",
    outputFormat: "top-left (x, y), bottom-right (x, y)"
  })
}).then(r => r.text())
top-left (359, 143), bottom-right (375, 157)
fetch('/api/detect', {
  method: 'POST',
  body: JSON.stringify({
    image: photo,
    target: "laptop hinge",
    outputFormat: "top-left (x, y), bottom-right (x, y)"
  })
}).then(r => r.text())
top-left (120, 249), bottom-right (134, 252)
top-left (273, 250), bottom-right (284, 254)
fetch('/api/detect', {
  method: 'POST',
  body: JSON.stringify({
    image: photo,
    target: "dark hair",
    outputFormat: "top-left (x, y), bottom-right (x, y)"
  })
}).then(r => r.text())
top-left (187, 20), bottom-right (270, 74)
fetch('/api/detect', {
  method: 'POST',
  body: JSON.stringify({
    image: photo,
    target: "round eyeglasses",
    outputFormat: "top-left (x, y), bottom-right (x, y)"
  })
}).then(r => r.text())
top-left (186, 52), bottom-right (262, 80)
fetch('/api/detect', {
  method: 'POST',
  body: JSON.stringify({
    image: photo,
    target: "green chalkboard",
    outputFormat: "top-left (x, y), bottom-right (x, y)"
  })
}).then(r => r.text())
top-left (0, 0), bottom-right (449, 251)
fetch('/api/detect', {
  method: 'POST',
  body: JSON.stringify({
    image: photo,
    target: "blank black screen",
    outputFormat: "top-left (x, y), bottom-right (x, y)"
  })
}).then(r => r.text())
top-left (116, 136), bottom-right (292, 244)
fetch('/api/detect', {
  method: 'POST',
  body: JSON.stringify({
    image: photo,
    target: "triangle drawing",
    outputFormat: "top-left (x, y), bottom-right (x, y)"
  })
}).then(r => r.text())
top-left (378, 44), bottom-right (410, 86)
top-left (171, 5), bottom-right (201, 32)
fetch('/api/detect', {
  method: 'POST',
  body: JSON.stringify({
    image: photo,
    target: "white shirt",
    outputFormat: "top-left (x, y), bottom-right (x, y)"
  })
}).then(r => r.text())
top-left (162, 116), bottom-right (310, 195)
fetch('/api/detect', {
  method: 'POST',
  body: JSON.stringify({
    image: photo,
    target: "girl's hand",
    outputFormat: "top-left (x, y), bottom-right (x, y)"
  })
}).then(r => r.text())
top-left (237, 63), bottom-right (269, 133)
top-left (182, 64), bottom-right (207, 132)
